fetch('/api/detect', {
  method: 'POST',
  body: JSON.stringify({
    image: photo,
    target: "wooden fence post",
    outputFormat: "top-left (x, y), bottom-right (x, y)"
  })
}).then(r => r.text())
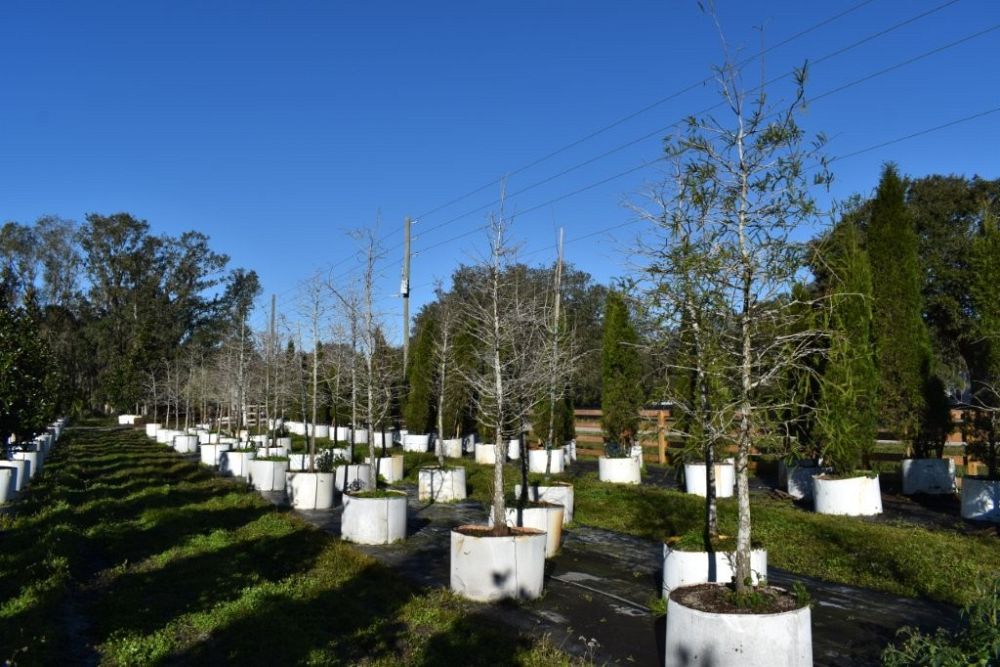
top-left (658, 409), bottom-right (667, 465)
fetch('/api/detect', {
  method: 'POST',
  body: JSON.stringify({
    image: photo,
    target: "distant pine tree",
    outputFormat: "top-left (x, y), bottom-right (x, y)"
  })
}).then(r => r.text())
top-left (403, 317), bottom-right (436, 433)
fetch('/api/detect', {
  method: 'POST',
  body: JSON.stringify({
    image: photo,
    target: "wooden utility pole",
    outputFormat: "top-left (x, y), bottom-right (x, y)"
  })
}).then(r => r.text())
top-left (402, 216), bottom-right (412, 372)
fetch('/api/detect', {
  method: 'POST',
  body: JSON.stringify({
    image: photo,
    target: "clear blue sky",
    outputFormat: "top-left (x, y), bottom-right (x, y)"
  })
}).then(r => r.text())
top-left (2, 1), bottom-right (998, 339)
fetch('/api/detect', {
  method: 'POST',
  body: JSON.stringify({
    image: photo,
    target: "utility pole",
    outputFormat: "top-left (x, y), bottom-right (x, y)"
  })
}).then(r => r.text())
top-left (401, 216), bottom-right (412, 372)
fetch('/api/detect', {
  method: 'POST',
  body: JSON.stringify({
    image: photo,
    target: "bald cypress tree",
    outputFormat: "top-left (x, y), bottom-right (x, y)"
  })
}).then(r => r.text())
top-left (867, 164), bottom-right (932, 443)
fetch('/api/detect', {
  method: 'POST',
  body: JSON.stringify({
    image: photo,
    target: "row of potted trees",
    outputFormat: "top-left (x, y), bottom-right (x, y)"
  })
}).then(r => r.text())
top-left (0, 418), bottom-right (67, 503)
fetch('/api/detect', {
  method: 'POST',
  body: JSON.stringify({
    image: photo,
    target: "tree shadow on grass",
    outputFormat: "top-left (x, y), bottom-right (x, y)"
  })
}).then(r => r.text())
top-left (87, 526), bottom-right (331, 641)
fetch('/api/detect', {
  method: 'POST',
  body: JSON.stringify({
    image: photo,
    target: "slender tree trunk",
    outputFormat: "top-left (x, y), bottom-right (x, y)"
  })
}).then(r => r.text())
top-left (734, 126), bottom-right (753, 593)
top-left (545, 228), bottom-right (564, 480)
top-left (490, 243), bottom-right (509, 534)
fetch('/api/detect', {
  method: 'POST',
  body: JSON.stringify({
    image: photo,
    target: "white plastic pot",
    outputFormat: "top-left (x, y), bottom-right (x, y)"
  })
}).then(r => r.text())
top-left (286, 471), bottom-right (336, 510)
top-left (372, 431), bottom-right (392, 448)
top-left (662, 544), bottom-right (768, 595)
top-left (341, 491), bottom-right (408, 544)
top-left (276, 437), bottom-right (292, 449)
top-left (901, 458), bottom-right (956, 495)
top-left (0, 460), bottom-right (29, 492)
top-left (251, 435), bottom-right (270, 445)
top-left (145, 423), bottom-right (161, 438)
top-left (403, 434), bottom-right (430, 453)
top-left (961, 476), bottom-right (1000, 522)
top-left (260, 446), bottom-right (290, 458)
top-left (174, 435), bottom-right (199, 454)
top-left (514, 482), bottom-right (574, 525)
top-left (527, 448), bottom-right (565, 474)
top-left (813, 474), bottom-right (883, 516)
top-left (334, 463), bottom-right (373, 493)
top-left (417, 466), bottom-right (467, 502)
top-left (196, 430), bottom-right (212, 445)
top-left (288, 421), bottom-right (306, 436)
top-left (365, 455), bottom-right (404, 483)
top-left (117, 414), bottom-right (139, 425)
top-left (496, 505), bottom-right (563, 557)
top-left (199, 443), bottom-right (231, 467)
top-left (450, 526), bottom-right (546, 602)
top-left (312, 424), bottom-right (331, 439)
top-left (778, 460), bottom-right (828, 501)
top-left (684, 462), bottom-right (735, 498)
top-left (353, 429), bottom-right (369, 445)
top-left (441, 438), bottom-right (463, 459)
top-left (327, 447), bottom-right (351, 463)
top-left (474, 443), bottom-right (497, 465)
top-left (13, 451), bottom-right (41, 479)
top-left (219, 450), bottom-right (254, 477)
top-left (0, 467), bottom-right (14, 502)
top-left (563, 439), bottom-right (577, 462)
top-left (598, 456), bottom-right (641, 484)
top-left (507, 439), bottom-right (521, 460)
top-left (249, 459), bottom-right (289, 492)
top-left (155, 428), bottom-right (174, 444)
top-left (288, 452), bottom-right (332, 472)
top-left (665, 585), bottom-right (812, 666)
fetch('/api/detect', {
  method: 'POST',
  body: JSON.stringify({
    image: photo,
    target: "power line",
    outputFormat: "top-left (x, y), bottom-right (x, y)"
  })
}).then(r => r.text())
top-left (406, 21), bottom-right (997, 262)
top-left (409, 0), bottom-right (968, 246)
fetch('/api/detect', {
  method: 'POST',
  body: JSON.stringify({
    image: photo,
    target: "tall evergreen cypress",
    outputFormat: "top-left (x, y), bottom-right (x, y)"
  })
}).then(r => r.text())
top-left (867, 164), bottom-right (932, 442)
top-left (403, 316), bottom-right (436, 433)
top-left (815, 220), bottom-right (879, 474)
top-left (601, 290), bottom-right (643, 452)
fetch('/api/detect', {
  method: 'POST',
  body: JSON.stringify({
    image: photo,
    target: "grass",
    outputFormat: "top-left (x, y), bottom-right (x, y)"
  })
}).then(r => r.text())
top-left (0, 428), bottom-right (579, 666)
top-left (397, 451), bottom-right (1000, 607)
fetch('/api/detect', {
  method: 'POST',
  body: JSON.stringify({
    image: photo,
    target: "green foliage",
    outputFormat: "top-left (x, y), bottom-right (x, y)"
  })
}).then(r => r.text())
top-left (0, 303), bottom-right (58, 445)
top-left (814, 219), bottom-right (879, 474)
top-left (882, 577), bottom-right (1000, 666)
top-left (531, 394), bottom-right (575, 447)
top-left (867, 165), bottom-right (933, 441)
top-left (601, 290), bottom-right (643, 449)
top-left (403, 314), bottom-right (436, 433)
top-left (915, 373), bottom-right (954, 459)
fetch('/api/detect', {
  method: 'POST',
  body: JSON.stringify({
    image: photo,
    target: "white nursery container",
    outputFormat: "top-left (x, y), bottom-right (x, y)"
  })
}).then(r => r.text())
top-left (249, 459), bottom-right (289, 492)
top-left (0, 467), bottom-right (14, 502)
top-left (662, 544), bottom-right (768, 595)
top-left (961, 476), bottom-right (1000, 523)
top-left (665, 586), bottom-right (812, 667)
top-left (779, 460), bottom-right (828, 501)
top-left (901, 458), bottom-right (956, 495)
top-left (417, 466), bottom-right (467, 502)
top-left (145, 423), bottom-right (161, 438)
top-left (598, 456), bottom-right (641, 484)
top-left (286, 471), bottom-right (336, 510)
top-left (341, 491), bottom-right (408, 544)
top-left (684, 462), bottom-right (736, 498)
top-left (403, 434), bottom-right (431, 453)
top-left (813, 474), bottom-right (883, 516)
top-left (219, 449), bottom-right (254, 477)
top-left (174, 434), bottom-right (199, 454)
top-left (527, 448), bottom-right (565, 474)
top-left (365, 455), bottom-right (404, 483)
top-left (440, 438), bottom-right (464, 459)
top-left (507, 439), bottom-right (521, 460)
top-left (199, 443), bottom-right (231, 467)
top-left (474, 443), bottom-right (497, 465)
top-left (312, 424), bottom-right (330, 439)
top-left (335, 426), bottom-right (351, 442)
top-left (13, 451), bottom-right (41, 479)
top-left (450, 526), bottom-right (546, 602)
top-left (563, 439), bottom-right (577, 462)
top-left (0, 460), bottom-right (29, 492)
top-left (499, 504), bottom-right (564, 557)
top-left (514, 482), bottom-right (574, 525)
top-left (334, 463), bottom-right (373, 493)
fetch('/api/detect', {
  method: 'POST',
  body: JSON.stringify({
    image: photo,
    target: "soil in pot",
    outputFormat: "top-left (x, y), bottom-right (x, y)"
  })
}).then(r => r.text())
top-left (453, 524), bottom-right (541, 539)
top-left (670, 582), bottom-right (805, 615)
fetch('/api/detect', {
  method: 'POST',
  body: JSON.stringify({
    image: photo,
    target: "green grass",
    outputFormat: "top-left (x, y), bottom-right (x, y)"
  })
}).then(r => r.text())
top-left (0, 428), bottom-right (578, 666)
top-left (400, 452), bottom-right (1000, 607)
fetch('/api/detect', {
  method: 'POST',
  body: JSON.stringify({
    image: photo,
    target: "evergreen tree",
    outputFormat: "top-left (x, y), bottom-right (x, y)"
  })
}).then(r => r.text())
top-left (403, 315), bottom-right (436, 433)
top-left (867, 164), bottom-right (933, 442)
top-left (601, 290), bottom-right (643, 453)
top-left (967, 207), bottom-right (1000, 477)
top-left (814, 220), bottom-right (879, 474)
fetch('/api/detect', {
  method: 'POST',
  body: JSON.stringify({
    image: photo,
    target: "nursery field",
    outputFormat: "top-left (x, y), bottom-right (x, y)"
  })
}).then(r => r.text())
top-left (400, 452), bottom-right (1000, 607)
top-left (0, 428), bottom-right (573, 666)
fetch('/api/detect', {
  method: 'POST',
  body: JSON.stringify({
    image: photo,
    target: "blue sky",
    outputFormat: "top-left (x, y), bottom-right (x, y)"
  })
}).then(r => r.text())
top-left (2, 1), bottom-right (998, 339)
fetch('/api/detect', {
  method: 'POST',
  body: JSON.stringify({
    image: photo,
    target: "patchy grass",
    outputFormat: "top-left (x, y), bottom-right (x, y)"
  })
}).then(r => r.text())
top-left (0, 428), bottom-right (579, 666)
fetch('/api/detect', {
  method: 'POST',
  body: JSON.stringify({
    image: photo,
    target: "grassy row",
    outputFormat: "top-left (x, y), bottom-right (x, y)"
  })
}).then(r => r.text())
top-left (0, 429), bottom-right (575, 666)
top-left (400, 451), bottom-right (1000, 607)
